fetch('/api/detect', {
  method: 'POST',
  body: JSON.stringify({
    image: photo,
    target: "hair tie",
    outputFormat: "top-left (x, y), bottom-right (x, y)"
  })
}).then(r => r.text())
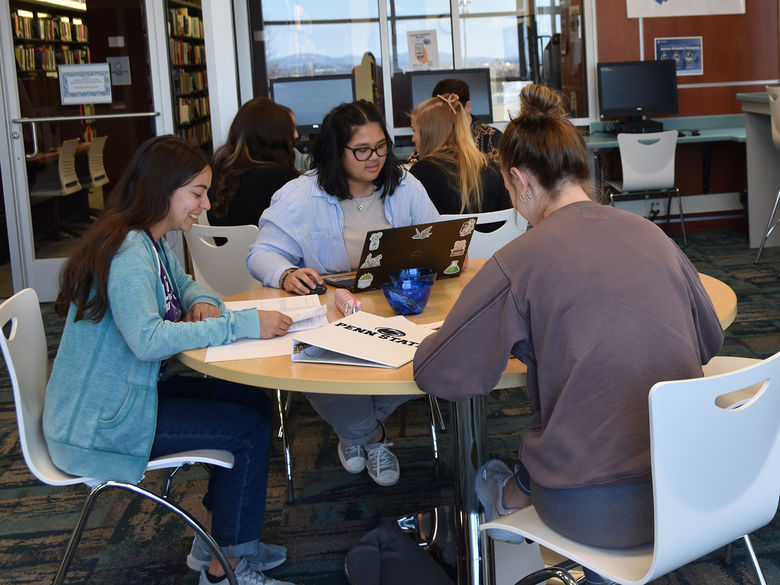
top-left (436, 93), bottom-right (459, 115)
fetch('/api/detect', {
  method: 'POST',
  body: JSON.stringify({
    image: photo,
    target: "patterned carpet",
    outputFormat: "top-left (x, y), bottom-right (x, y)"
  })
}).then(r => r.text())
top-left (0, 228), bottom-right (778, 585)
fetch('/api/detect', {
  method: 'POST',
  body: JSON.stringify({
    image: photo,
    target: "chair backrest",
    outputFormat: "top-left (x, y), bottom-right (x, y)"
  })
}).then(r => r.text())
top-left (646, 350), bottom-right (780, 579)
top-left (57, 138), bottom-right (83, 194)
top-left (441, 208), bottom-right (527, 258)
top-left (0, 289), bottom-right (84, 486)
top-left (85, 135), bottom-right (109, 187)
top-left (766, 85), bottom-right (780, 150)
top-left (616, 130), bottom-right (678, 192)
top-left (184, 223), bottom-right (261, 298)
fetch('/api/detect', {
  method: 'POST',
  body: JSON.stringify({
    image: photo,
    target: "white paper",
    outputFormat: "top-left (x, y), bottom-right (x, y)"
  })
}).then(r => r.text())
top-left (204, 297), bottom-right (328, 362)
top-left (291, 312), bottom-right (435, 368)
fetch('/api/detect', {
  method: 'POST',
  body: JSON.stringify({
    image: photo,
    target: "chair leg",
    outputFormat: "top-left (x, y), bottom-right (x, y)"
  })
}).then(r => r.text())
top-left (426, 395), bottom-right (442, 479)
top-left (743, 535), bottom-right (768, 585)
top-left (514, 566), bottom-right (579, 585)
top-left (755, 189), bottom-right (780, 264)
top-left (54, 480), bottom-right (237, 585)
top-left (276, 389), bottom-right (294, 504)
top-left (675, 187), bottom-right (688, 247)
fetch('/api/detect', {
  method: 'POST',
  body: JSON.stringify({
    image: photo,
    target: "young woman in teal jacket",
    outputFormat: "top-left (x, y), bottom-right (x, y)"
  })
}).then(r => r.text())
top-left (43, 135), bottom-right (297, 585)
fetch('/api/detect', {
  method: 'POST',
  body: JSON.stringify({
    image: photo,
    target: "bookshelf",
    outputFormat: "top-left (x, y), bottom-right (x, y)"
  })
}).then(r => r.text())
top-left (167, 0), bottom-right (212, 151)
top-left (11, 1), bottom-right (90, 77)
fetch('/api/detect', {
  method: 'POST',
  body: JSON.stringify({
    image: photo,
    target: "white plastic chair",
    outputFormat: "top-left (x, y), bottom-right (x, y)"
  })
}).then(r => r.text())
top-left (441, 208), bottom-right (528, 258)
top-left (29, 138), bottom-right (83, 198)
top-left (605, 130), bottom-right (687, 247)
top-left (184, 223), bottom-right (261, 298)
top-left (755, 86), bottom-right (780, 264)
top-left (77, 135), bottom-right (109, 189)
top-left (0, 288), bottom-right (238, 585)
top-left (480, 350), bottom-right (780, 585)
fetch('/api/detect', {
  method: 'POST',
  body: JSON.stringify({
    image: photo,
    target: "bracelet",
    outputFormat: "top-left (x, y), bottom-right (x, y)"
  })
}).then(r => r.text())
top-left (279, 268), bottom-right (296, 289)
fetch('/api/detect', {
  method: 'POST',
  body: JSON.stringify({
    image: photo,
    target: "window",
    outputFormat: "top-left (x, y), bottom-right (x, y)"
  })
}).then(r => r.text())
top-left (253, 0), bottom-right (591, 134)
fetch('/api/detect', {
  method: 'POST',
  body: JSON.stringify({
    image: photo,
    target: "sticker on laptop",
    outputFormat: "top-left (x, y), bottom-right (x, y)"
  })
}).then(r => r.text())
top-left (412, 225), bottom-right (433, 240)
top-left (450, 239), bottom-right (467, 257)
top-left (357, 273), bottom-right (374, 289)
top-left (459, 219), bottom-right (476, 236)
top-left (360, 253), bottom-right (382, 269)
top-left (443, 261), bottom-right (460, 275)
top-left (369, 232), bottom-right (383, 251)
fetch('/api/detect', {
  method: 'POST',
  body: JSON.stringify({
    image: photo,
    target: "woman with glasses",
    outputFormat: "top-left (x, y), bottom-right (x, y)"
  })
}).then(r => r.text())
top-left (247, 100), bottom-right (439, 487)
top-left (409, 93), bottom-right (511, 217)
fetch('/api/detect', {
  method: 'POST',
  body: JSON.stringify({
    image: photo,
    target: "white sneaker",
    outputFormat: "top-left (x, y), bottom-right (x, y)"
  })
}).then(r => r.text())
top-left (198, 557), bottom-right (298, 585)
top-left (365, 441), bottom-right (400, 486)
top-left (338, 441), bottom-right (366, 473)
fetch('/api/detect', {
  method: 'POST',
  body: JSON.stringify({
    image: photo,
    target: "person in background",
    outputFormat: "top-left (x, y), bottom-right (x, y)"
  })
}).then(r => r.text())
top-left (209, 97), bottom-right (300, 226)
top-left (413, 84), bottom-right (723, 585)
top-left (43, 135), bottom-right (298, 585)
top-left (408, 92), bottom-right (511, 216)
top-left (247, 100), bottom-right (439, 488)
top-left (407, 77), bottom-right (502, 165)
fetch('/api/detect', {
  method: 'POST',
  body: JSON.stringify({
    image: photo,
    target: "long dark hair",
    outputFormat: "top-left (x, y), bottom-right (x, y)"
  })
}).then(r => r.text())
top-left (56, 135), bottom-right (210, 321)
top-left (210, 97), bottom-right (298, 218)
top-left (310, 100), bottom-right (402, 199)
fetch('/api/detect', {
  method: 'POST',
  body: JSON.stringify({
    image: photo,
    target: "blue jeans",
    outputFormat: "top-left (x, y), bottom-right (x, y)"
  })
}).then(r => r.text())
top-left (150, 375), bottom-right (271, 558)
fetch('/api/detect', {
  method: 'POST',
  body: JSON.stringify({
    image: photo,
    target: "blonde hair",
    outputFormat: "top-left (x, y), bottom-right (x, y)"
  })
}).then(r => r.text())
top-left (412, 93), bottom-right (488, 213)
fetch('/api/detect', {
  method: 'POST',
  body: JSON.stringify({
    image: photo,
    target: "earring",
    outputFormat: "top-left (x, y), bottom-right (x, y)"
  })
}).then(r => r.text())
top-left (518, 190), bottom-right (531, 204)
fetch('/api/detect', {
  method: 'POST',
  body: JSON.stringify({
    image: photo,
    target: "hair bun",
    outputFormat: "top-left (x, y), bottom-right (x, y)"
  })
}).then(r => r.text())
top-left (518, 84), bottom-right (567, 124)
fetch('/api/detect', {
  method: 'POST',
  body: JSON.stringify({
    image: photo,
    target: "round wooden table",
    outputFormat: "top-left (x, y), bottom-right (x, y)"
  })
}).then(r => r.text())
top-left (179, 259), bottom-right (737, 585)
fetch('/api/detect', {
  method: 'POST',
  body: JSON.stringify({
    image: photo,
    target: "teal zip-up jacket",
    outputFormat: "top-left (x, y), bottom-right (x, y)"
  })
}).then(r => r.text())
top-left (43, 230), bottom-right (261, 484)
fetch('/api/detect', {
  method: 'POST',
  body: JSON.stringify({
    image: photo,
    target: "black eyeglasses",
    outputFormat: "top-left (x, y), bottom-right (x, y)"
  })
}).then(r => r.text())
top-left (344, 141), bottom-right (391, 161)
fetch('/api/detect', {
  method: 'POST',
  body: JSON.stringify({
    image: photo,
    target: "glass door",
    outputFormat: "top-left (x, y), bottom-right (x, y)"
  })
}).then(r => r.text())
top-left (0, 0), bottom-right (174, 301)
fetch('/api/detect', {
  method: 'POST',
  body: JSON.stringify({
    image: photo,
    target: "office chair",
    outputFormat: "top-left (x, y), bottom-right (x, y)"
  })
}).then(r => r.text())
top-left (77, 135), bottom-right (109, 190)
top-left (605, 131), bottom-right (687, 247)
top-left (480, 351), bottom-right (780, 585)
top-left (28, 138), bottom-right (83, 199)
top-left (755, 86), bottom-right (780, 264)
top-left (441, 208), bottom-right (528, 258)
top-left (0, 288), bottom-right (238, 585)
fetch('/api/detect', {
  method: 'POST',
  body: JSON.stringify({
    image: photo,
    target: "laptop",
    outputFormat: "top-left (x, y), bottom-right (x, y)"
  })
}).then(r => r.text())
top-left (324, 216), bottom-right (478, 292)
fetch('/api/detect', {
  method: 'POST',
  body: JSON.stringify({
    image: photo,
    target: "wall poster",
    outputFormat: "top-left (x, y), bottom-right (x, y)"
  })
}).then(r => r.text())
top-left (627, 0), bottom-right (745, 18)
top-left (655, 36), bottom-right (703, 76)
top-left (407, 30), bottom-right (439, 70)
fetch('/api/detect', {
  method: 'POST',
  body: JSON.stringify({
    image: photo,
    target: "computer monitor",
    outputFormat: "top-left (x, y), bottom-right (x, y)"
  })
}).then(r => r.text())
top-left (597, 60), bottom-right (678, 131)
top-left (270, 75), bottom-right (356, 135)
top-left (407, 68), bottom-right (493, 124)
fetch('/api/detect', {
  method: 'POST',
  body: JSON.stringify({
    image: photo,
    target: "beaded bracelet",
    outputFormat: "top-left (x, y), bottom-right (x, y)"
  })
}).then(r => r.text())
top-left (279, 268), bottom-right (296, 289)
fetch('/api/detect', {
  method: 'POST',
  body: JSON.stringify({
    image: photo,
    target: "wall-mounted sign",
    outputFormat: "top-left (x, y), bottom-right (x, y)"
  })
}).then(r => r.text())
top-left (58, 63), bottom-right (112, 105)
top-left (107, 56), bottom-right (131, 86)
top-left (407, 30), bottom-right (439, 71)
top-left (627, 0), bottom-right (745, 18)
top-left (655, 37), bottom-right (703, 76)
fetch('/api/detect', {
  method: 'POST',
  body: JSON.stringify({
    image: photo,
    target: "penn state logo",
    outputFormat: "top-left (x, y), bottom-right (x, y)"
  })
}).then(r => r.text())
top-left (375, 327), bottom-right (406, 337)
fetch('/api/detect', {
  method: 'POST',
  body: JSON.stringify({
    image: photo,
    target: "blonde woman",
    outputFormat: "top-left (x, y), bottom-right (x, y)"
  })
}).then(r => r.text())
top-left (408, 93), bottom-right (510, 215)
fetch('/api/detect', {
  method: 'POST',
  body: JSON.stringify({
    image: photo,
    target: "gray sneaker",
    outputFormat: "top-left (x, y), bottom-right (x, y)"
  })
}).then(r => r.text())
top-left (474, 459), bottom-right (525, 544)
top-left (187, 534), bottom-right (286, 572)
top-left (338, 441), bottom-right (367, 474)
top-left (365, 441), bottom-right (400, 486)
top-left (198, 557), bottom-right (297, 585)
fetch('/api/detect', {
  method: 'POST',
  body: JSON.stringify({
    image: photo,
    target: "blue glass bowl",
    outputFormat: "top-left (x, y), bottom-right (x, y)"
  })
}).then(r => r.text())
top-left (388, 267), bottom-right (437, 284)
top-left (381, 279), bottom-right (434, 315)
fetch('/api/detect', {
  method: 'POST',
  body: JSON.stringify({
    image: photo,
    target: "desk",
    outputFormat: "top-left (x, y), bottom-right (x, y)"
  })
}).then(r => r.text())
top-left (737, 92), bottom-right (780, 249)
top-left (179, 261), bottom-right (736, 585)
top-left (585, 115), bottom-right (746, 204)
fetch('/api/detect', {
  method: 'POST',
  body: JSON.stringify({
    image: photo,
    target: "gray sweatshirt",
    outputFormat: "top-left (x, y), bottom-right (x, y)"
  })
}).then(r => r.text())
top-left (414, 200), bottom-right (724, 490)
